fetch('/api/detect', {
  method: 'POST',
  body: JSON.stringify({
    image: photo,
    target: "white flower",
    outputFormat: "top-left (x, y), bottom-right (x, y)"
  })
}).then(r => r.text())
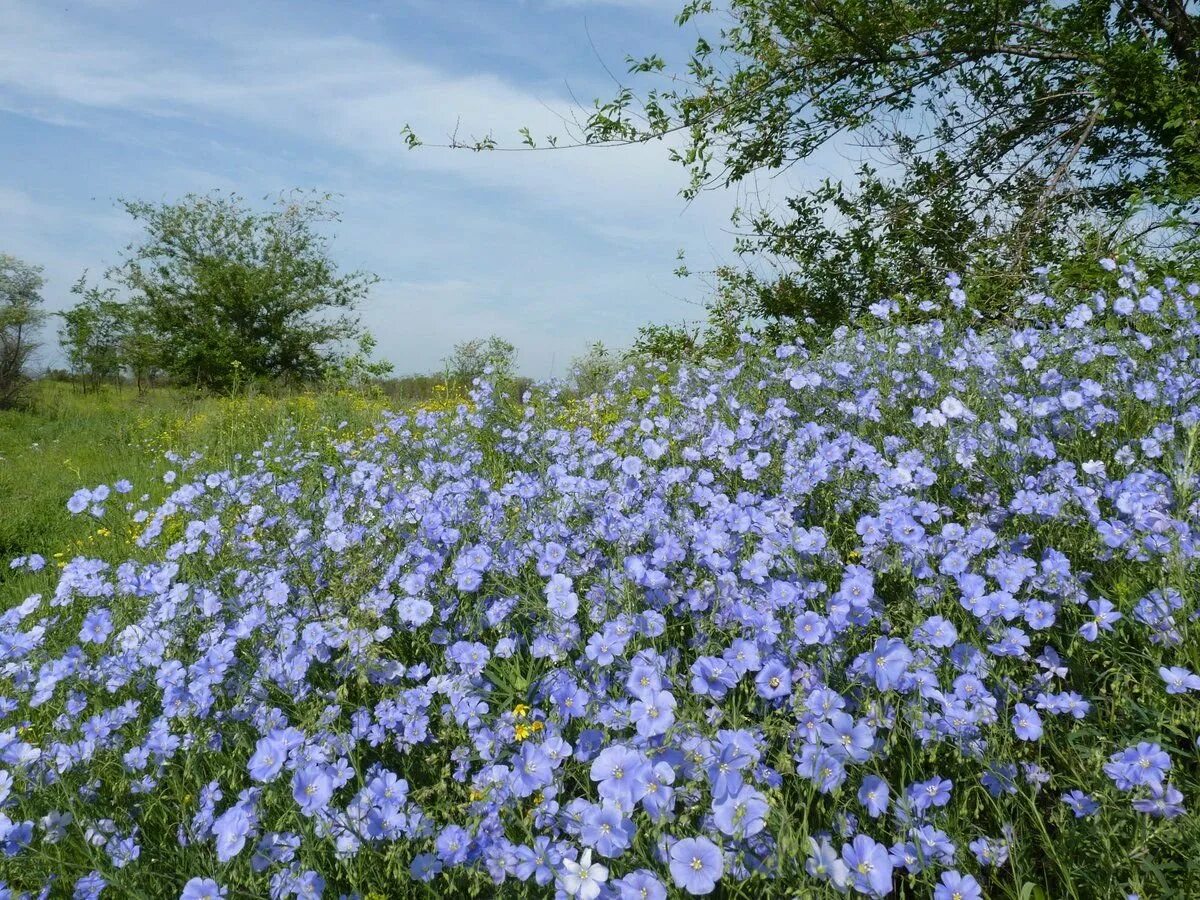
top-left (939, 395), bottom-right (967, 419)
top-left (559, 849), bottom-right (608, 900)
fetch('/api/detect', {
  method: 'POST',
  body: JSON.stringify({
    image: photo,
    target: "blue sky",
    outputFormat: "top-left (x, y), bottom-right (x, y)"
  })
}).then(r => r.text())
top-left (0, 0), bottom-right (791, 377)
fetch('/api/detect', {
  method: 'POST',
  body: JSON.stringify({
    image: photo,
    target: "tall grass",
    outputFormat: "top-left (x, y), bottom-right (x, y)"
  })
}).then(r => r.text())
top-left (0, 382), bottom-right (387, 562)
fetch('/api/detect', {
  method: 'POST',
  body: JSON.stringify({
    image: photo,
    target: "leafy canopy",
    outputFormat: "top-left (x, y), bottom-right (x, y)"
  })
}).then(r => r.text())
top-left (0, 252), bottom-right (48, 408)
top-left (108, 191), bottom-right (379, 390)
top-left (411, 0), bottom-right (1200, 343)
top-left (58, 279), bottom-right (134, 392)
top-left (620, 0), bottom-right (1200, 334)
top-left (443, 335), bottom-right (518, 386)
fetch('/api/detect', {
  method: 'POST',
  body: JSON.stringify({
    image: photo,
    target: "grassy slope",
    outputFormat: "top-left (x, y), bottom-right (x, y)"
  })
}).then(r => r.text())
top-left (0, 381), bottom-right (388, 570)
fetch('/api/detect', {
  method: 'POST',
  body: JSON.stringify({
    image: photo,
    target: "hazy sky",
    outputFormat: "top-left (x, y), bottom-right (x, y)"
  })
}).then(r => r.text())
top-left (0, 0), bottom-right (784, 377)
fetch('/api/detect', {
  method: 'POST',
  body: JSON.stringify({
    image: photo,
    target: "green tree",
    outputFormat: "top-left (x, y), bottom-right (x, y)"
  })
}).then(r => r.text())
top-left (632, 0), bottom-right (1200, 334)
top-left (59, 278), bottom-right (129, 392)
top-left (0, 253), bottom-right (48, 409)
top-left (117, 302), bottom-right (161, 394)
top-left (444, 335), bottom-right (517, 386)
top-left (110, 191), bottom-right (380, 390)
top-left (600, 1), bottom-right (1200, 206)
top-left (568, 341), bottom-right (622, 396)
top-left (415, 0), bottom-right (1200, 342)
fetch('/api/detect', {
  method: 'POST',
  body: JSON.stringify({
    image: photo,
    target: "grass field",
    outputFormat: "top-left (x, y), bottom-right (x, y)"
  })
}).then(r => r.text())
top-left (0, 382), bottom-right (389, 565)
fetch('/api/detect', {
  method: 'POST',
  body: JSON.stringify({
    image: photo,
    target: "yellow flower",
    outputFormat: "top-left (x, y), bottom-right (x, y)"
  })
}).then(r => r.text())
top-left (512, 704), bottom-right (530, 719)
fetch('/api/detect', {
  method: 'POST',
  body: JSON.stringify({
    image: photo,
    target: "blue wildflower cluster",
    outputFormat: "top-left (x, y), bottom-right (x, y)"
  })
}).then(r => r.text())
top-left (2, 262), bottom-right (1200, 898)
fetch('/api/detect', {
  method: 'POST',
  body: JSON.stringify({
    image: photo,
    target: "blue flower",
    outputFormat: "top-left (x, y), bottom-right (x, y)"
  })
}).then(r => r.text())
top-left (558, 848), bottom-right (608, 900)
top-left (706, 739), bottom-right (752, 801)
top-left (690, 656), bottom-right (738, 699)
top-left (1079, 599), bottom-right (1122, 641)
top-left (1011, 703), bottom-right (1043, 741)
top-left (545, 573), bottom-right (579, 619)
top-left (611, 869), bottom-right (667, 900)
top-left (410, 853), bottom-right (442, 882)
top-left (861, 637), bottom-right (912, 692)
top-left (933, 871), bottom-right (982, 900)
top-left (1061, 790), bottom-right (1100, 817)
top-left (712, 785), bottom-right (768, 837)
top-left (511, 742), bottom-right (554, 798)
top-left (580, 801), bottom-right (634, 858)
top-left (806, 836), bottom-right (850, 889)
top-left (211, 803), bottom-right (252, 863)
top-left (668, 836), bottom-right (724, 895)
top-left (630, 689), bottom-right (676, 738)
top-left (78, 609), bottom-right (113, 645)
top-left (292, 766), bottom-right (334, 816)
top-left (1132, 784), bottom-right (1186, 818)
top-left (858, 776), bottom-right (890, 818)
top-left (590, 745), bottom-right (652, 808)
top-left (248, 732), bottom-right (289, 783)
top-left (754, 659), bottom-right (792, 700)
top-left (819, 712), bottom-right (875, 763)
top-left (179, 878), bottom-right (225, 900)
top-left (435, 825), bottom-right (471, 865)
top-left (73, 872), bottom-right (107, 900)
top-left (909, 777), bottom-right (952, 814)
top-left (1105, 743), bottom-right (1172, 794)
top-left (841, 833), bottom-right (893, 896)
top-left (1159, 666), bottom-right (1200, 695)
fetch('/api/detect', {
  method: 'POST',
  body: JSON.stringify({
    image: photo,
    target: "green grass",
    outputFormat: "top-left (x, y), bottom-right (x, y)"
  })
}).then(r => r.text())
top-left (0, 381), bottom-right (389, 564)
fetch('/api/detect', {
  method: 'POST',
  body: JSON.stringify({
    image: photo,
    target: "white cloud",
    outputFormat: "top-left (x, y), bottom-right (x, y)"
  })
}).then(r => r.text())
top-left (0, 0), bottom-right (841, 376)
top-left (0, 4), bottom-right (731, 244)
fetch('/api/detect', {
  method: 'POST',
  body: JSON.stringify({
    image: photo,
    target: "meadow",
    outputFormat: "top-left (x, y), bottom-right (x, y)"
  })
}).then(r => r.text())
top-left (1, 264), bottom-right (1199, 900)
top-left (0, 382), bottom-right (391, 565)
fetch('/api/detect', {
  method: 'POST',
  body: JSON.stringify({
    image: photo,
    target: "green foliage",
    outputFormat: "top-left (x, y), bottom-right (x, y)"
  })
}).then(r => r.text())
top-left (0, 252), bottom-right (48, 409)
top-left (628, 0), bottom-right (1200, 208)
top-left (107, 191), bottom-right (380, 391)
top-left (568, 341), bottom-right (622, 396)
top-left (417, 0), bottom-right (1200, 342)
top-left (630, 321), bottom-right (702, 362)
top-left (443, 334), bottom-right (517, 387)
top-left (321, 332), bottom-right (395, 392)
top-left (59, 277), bottom-right (133, 392)
top-left (644, 0), bottom-right (1200, 331)
top-left (0, 382), bottom-right (386, 560)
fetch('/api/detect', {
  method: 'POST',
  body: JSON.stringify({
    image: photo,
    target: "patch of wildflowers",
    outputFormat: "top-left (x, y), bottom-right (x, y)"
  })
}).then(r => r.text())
top-left (2, 264), bottom-right (1198, 897)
